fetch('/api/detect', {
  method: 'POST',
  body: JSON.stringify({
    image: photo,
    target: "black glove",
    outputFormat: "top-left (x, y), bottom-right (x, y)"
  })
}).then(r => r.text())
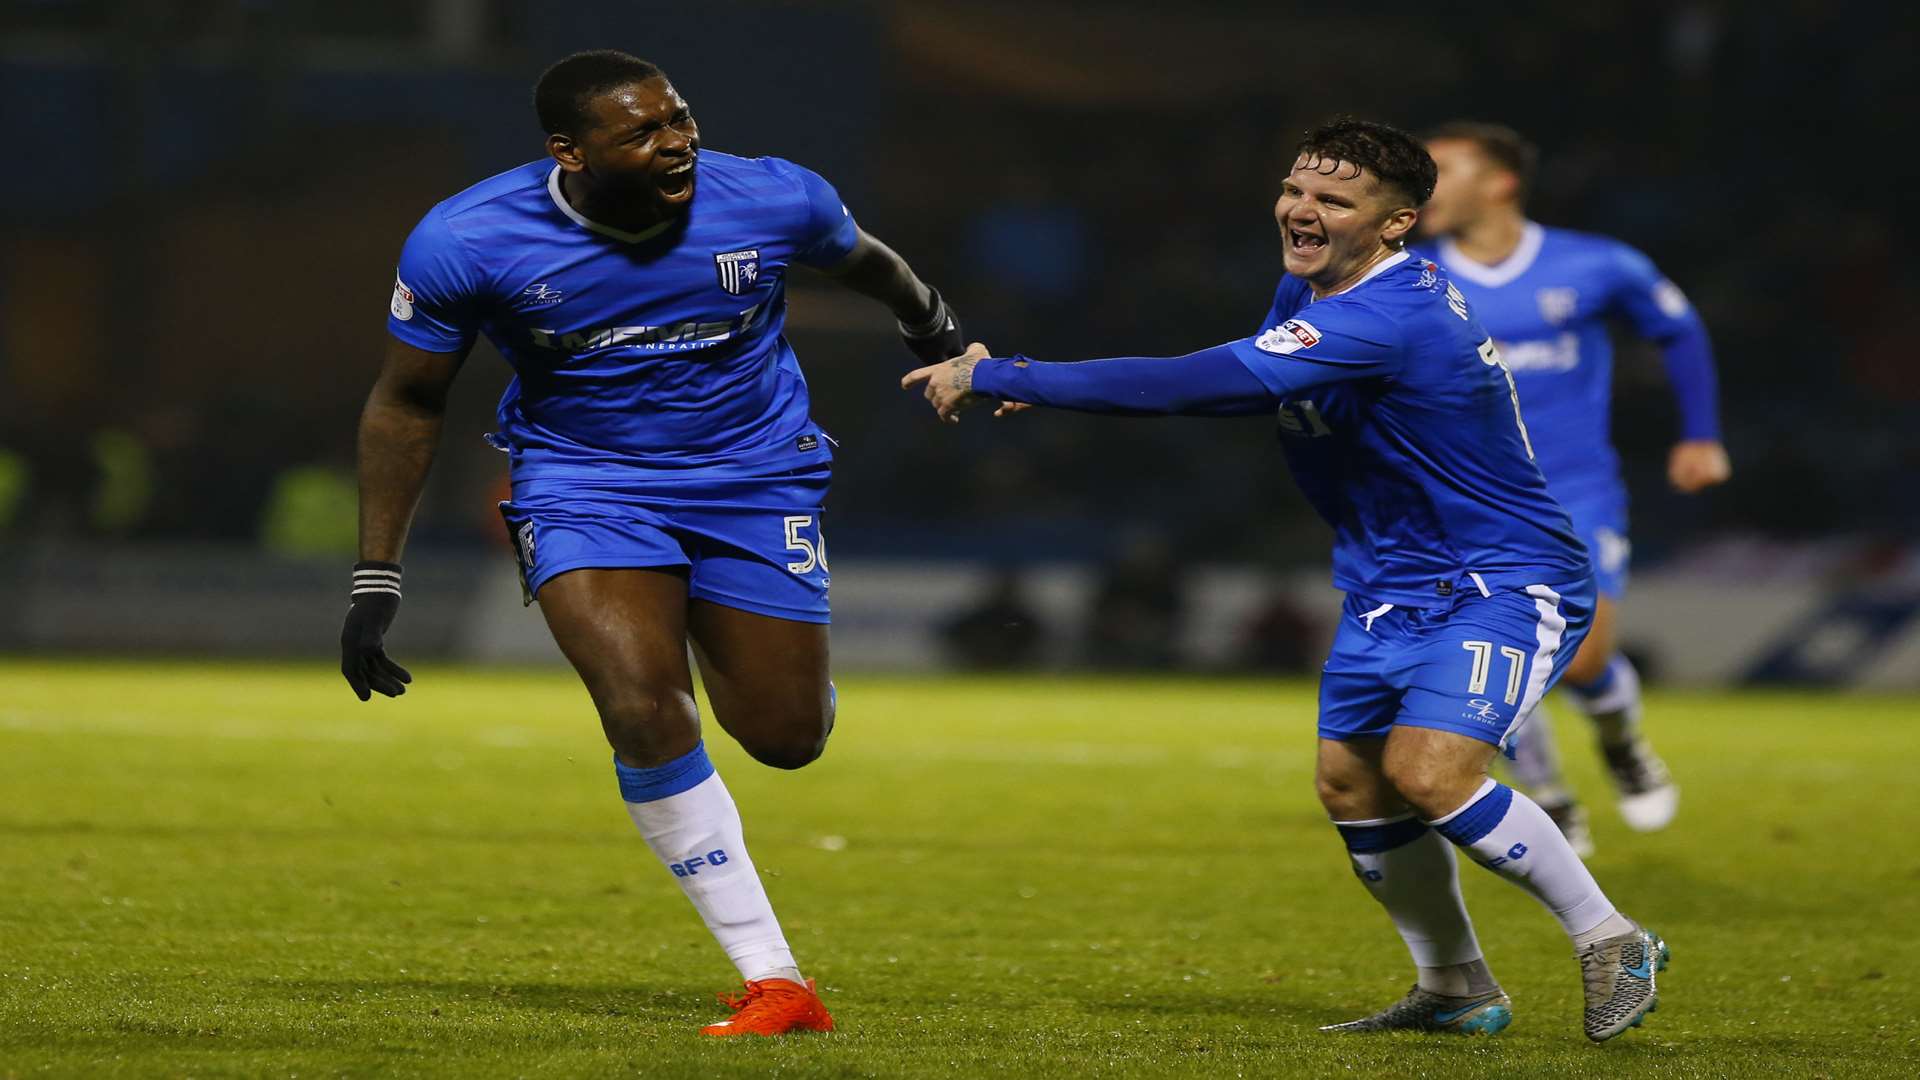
top-left (898, 286), bottom-right (966, 365)
top-left (341, 561), bottom-right (412, 701)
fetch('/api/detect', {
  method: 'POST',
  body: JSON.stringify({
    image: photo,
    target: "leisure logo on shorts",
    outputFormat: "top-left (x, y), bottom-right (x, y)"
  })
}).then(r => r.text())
top-left (713, 248), bottom-right (760, 295)
top-left (1462, 698), bottom-right (1504, 727)
top-left (1254, 318), bottom-right (1320, 355)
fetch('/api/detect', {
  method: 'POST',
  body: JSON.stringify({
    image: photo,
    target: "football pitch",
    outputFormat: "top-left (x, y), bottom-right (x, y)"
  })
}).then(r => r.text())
top-left (2, 660), bottom-right (1915, 1078)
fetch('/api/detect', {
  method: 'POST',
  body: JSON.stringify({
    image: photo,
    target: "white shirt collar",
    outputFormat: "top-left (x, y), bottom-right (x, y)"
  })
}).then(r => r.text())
top-left (1439, 221), bottom-right (1544, 288)
top-left (547, 165), bottom-right (677, 244)
top-left (1318, 249), bottom-right (1411, 299)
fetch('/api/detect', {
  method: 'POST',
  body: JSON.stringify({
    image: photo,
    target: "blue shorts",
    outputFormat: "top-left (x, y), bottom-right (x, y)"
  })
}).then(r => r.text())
top-left (1561, 493), bottom-right (1630, 600)
top-left (499, 469), bottom-right (832, 623)
top-left (1318, 577), bottom-right (1595, 749)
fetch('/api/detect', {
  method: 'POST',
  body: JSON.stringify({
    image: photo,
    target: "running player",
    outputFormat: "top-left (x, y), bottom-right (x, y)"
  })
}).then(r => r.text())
top-left (338, 50), bottom-right (964, 1037)
top-left (905, 119), bottom-right (1668, 1042)
top-left (1421, 122), bottom-right (1729, 854)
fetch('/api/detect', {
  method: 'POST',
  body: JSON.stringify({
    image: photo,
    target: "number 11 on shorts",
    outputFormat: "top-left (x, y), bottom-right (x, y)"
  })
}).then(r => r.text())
top-left (1462, 640), bottom-right (1526, 705)
top-left (784, 515), bottom-right (828, 575)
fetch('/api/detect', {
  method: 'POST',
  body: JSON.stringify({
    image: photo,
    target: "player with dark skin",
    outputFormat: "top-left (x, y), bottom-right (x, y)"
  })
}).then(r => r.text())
top-left (346, 74), bottom-right (959, 779)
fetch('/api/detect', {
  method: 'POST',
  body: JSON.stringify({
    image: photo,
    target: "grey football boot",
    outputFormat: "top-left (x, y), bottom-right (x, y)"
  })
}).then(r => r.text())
top-left (1578, 923), bottom-right (1670, 1041)
top-left (1320, 985), bottom-right (1513, 1035)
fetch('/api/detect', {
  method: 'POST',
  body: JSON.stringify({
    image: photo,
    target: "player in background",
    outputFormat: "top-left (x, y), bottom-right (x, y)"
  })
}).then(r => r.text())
top-left (1420, 122), bottom-right (1730, 855)
top-left (338, 50), bottom-right (964, 1036)
top-left (905, 119), bottom-right (1668, 1042)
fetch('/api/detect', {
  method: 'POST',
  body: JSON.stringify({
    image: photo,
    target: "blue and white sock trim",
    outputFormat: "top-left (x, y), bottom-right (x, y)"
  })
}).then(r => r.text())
top-left (1334, 811), bottom-right (1430, 853)
top-left (615, 742), bottom-right (716, 804)
top-left (1565, 654), bottom-right (1639, 714)
top-left (1425, 779), bottom-right (1513, 846)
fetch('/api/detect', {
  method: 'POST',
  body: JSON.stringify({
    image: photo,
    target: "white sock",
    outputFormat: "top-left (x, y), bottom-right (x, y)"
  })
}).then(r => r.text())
top-left (616, 744), bottom-right (803, 984)
top-left (1505, 702), bottom-right (1570, 803)
top-left (1335, 814), bottom-right (1497, 996)
top-left (1427, 779), bottom-right (1619, 940)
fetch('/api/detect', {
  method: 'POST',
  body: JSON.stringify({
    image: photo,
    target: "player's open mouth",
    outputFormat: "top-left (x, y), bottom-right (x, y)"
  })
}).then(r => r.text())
top-left (657, 155), bottom-right (697, 198)
top-left (1288, 227), bottom-right (1326, 254)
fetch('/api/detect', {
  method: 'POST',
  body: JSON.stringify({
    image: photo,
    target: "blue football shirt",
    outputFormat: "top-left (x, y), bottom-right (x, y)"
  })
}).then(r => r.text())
top-left (1226, 251), bottom-right (1590, 605)
top-left (387, 150), bottom-right (860, 482)
top-left (1427, 223), bottom-right (1701, 505)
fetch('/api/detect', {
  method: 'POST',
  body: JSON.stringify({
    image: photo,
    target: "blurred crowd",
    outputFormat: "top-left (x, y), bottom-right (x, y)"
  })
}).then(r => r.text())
top-left (2, 1), bottom-right (1913, 570)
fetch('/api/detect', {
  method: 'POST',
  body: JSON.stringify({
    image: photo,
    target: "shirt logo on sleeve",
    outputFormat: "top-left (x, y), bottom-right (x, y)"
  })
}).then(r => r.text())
top-left (387, 274), bottom-right (414, 317)
top-left (1653, 279), bottom-right (1691, 317)
top-left (1255, 318), bottom-right (1320, 355)
top-left (390, 276), bottom-right (415, 321)
top-left (713, 248), bottom-right (761, 295)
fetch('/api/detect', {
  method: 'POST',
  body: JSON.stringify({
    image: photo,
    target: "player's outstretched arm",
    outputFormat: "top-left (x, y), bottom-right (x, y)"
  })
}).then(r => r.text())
top-left (901, 342), bottom-right (1279, 423)
top-left (816, 228), bottom-right (966, 364)
top-left (341, 337), bottom-right (469, 701)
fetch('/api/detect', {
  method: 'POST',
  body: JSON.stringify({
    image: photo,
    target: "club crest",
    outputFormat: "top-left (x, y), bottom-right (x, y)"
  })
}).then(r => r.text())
top-left (1536, 287), bottom-right (1579, 326)
top-left (713, 248), bottom-right (760, 295)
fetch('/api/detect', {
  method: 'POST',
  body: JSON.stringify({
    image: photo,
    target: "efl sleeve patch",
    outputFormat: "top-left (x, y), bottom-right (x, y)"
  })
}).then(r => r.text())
top-left (390, 276), bottom-right (416, 321)
top-left (1253, 319), bottom-right (1320, 356)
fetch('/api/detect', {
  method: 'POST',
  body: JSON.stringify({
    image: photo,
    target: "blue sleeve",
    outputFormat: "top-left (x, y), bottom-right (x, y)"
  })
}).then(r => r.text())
top-left (387, 206), bottom-right (482, 353)
top-left (1656, 323), bottom-right (1720, 440)
top-left (1605, 243), bottom-right (1721, 440)
top-left (971, 343), bottom-right (1277, 417)
top-left (772, 159), bottom-right (860, 268)
top-left (1226, 300), bottom-right (1405, 397)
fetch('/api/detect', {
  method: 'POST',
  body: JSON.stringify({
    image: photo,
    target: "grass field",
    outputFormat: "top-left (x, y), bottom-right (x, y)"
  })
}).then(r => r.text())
top-left (2, 660), bottom-right (1916, 1078)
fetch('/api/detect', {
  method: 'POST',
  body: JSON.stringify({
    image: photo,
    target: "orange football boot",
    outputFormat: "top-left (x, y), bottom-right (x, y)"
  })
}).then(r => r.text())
top-left (699, 977), bottom-right (835, 1037)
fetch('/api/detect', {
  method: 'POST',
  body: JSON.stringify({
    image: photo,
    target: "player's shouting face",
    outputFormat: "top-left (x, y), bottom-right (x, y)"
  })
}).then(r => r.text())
top-left (549, 76), bottom-right (702, 223)
top-left (1275, 154), bottom-right (1419, 296)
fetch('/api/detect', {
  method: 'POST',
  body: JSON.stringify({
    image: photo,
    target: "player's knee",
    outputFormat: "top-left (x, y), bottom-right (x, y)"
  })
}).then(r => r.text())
top-left (736, 694), bottom-right (834, 771)
top-left (596, 686), bottom-right (700, 762)
top-left (1314, 764), bottom-right (1384, 819)
top-left (742, 728), bottom-right (828, 771)
top-left (1382, 755), bottom-right (1474, 819)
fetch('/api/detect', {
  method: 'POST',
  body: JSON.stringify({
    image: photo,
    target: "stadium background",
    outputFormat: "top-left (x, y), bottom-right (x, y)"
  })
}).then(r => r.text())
top-left (1, 0), bottom-right (1915, 677)
top-left (6, 4), bottom-right (1920, 1078)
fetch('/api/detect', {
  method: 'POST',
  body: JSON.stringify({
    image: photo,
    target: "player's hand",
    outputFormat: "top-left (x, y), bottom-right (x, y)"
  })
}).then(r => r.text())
top-left (1667, 439), bottom-right (1731, 493)
top-left (898, 286), bottom-right (966, 366)
top-left (340, 562), bottom-right (413, 701)
top-left (902, 342), bottom-right (996, 423)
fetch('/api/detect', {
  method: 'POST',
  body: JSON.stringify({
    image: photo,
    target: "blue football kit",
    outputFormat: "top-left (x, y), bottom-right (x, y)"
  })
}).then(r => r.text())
top-left (387, 151), bottom-right (859, 620)
top-left (1428, 223), bottom-right (1719, 598)
top-left (973, 251), bottom-right (1596, 747)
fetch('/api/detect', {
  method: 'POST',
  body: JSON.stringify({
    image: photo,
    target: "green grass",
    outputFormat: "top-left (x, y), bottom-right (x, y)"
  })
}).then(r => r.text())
top-left (2, 660), bottom-right (1916, 1078)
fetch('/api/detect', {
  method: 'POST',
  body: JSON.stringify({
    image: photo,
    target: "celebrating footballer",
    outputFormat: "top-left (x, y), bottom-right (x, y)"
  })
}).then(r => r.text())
top-left (339, 50), bottom-right (964, 1036)
top-left (906, 118), bottom-right (1669, 1042)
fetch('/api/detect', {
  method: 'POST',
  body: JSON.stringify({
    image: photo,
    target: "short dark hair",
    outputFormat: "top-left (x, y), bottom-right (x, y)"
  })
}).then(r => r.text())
top-left (1293, 117), bottom-right (1437, 208)
top-left (534, 50), bottom-right (666, 137)
top-left (1423, 120), bottom-right (1539, 201)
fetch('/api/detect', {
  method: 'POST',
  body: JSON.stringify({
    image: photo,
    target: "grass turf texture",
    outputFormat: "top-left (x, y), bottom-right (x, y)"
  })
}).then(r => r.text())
top-left (2, 660), bottom-right (1916, 1079)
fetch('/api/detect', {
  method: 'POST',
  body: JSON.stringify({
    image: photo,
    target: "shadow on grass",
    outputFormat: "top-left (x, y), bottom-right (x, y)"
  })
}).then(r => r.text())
top-left (250, 976), bottom-right (702, 1017)
top-left (0, 819), bottom-right (628, 849)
